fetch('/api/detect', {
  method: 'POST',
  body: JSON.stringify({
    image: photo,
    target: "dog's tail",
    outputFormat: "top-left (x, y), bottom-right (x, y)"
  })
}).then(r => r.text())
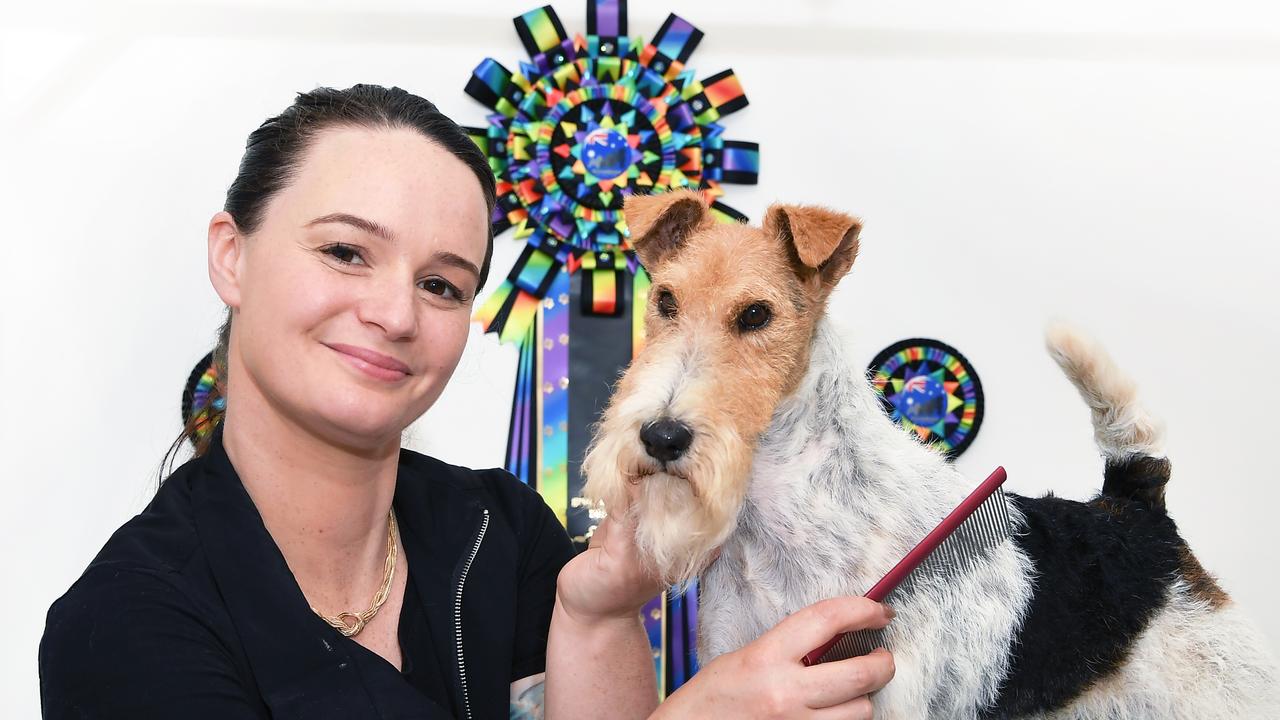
top-left (1046, 321), bottom-right (1172, 511)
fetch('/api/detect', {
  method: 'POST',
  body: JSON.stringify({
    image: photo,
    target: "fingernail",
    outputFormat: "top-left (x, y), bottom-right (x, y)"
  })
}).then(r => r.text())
top-left (883, 603), bottom-right (896, 619)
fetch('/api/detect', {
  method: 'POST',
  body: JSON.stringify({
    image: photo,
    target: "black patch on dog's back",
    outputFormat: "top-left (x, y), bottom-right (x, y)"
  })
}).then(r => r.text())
top-left (980, 493), bottom-right (1184, 718)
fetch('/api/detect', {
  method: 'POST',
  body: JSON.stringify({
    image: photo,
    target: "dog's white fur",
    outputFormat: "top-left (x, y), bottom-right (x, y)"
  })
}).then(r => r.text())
top-left (692, 319), bottom-right (1278, 718)
top-left (1034, 582), bottom-right (1280, 720)
top-left (699, 319), bottom-right (1032, 717)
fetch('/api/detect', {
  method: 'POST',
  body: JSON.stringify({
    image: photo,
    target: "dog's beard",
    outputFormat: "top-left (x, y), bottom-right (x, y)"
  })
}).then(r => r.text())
top-left (584, 423), bottom-right (751, 586)
top-left (629, 473), bottom-right (732, 587)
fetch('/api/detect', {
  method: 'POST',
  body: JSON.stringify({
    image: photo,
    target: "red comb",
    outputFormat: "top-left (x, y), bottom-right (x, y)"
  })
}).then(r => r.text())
top-left (802, 466), bottom-right (1009, 666)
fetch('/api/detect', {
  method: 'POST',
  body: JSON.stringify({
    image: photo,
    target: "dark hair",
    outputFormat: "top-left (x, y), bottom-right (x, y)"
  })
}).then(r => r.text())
top-left (170, 84), bottom-right (496, 462)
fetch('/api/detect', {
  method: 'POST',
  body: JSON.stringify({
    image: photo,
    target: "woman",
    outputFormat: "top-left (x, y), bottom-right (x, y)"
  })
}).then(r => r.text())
top-left (38, 84), bottom-right (895, 719)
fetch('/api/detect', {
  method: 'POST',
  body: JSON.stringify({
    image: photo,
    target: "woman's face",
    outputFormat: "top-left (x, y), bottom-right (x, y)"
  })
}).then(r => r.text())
top-left (217, 125), bottom-right (490, 449)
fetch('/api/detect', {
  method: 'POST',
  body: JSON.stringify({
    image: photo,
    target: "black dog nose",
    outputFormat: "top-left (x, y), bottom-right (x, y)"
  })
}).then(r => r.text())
top-left (640, 418), bottom-right (694, 462)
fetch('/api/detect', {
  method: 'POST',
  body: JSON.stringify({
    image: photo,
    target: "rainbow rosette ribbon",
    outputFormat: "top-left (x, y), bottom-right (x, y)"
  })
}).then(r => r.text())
top-left (463, 0), bottom-right (759, 695)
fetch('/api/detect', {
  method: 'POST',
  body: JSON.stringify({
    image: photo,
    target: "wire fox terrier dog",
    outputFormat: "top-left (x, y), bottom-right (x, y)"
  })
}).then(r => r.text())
top-left (583, 189), bottom-right (1278, 719)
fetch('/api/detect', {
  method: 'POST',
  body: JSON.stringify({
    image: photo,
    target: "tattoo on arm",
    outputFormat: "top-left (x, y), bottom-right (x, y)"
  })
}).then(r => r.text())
top-left (510, 673), bottom-right (546, 720)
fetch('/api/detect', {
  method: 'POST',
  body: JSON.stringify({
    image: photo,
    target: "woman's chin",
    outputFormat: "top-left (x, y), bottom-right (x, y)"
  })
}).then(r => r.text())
top-left (297, 402), bottom-right (412, 452)
top-left (283, 365), bottom-right (444, 451)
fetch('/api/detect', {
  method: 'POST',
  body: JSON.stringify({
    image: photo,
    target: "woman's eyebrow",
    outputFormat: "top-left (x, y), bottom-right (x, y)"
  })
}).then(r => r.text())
top-left (305, 212), bottom-right (395, 242)
top-left (306, 213), bottom-right (480, 277)
top-left (434, 251), bottom-right (481, 280)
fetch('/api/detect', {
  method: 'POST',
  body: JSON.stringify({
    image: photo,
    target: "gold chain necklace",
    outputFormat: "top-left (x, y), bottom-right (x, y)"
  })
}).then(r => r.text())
top-left (310, 510), bottom-right (398, 637)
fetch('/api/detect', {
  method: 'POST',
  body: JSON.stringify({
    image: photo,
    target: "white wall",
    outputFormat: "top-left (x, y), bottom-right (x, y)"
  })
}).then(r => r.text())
top-left (3, 0), bottom-right (1278, 715)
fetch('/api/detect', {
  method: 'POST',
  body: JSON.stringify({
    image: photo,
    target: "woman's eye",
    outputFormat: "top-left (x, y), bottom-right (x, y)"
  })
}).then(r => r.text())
top-left (420, 277), bottom-right (463, 301)
top-left (656, 290), bottom-right (678, 318)
top-left (323, 243), bottom-right (364, 265)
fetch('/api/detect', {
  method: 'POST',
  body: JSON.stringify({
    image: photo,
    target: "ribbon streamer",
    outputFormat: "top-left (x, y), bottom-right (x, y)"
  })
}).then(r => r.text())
top-left (463, 0), bottom-right (758, 695)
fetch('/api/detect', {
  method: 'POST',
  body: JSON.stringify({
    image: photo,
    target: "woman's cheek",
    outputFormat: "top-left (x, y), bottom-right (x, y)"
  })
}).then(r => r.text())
top-left (417, 310), bottom-right (470, 371)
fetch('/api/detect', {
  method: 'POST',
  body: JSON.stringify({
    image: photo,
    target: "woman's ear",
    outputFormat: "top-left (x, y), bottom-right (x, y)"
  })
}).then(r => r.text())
top-left (207, 211), bottom-right (245, 308)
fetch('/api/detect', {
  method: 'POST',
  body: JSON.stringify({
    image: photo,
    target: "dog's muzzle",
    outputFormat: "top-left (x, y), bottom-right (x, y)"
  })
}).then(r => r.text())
top-left (640, 418), bottom-right (694, 462)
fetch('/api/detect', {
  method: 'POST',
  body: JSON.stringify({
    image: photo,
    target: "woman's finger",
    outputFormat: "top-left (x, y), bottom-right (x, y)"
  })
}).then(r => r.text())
top-left (587, 516), bottom-right (612, 550)
top-left (584, 512), bottom-right (661, 600)
top-left (799, 648), bottom-right (895, 709)
top-left (590, 514), bottom-right (636, 568)
top-left (808, 693), bottom-right (875, 720)
top-left (755, 597), bottom-right (894, 660)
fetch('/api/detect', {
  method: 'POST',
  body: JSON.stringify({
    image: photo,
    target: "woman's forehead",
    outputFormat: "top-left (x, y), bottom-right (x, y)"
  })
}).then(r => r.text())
top-left (269, 125), bottom-right (489, 255)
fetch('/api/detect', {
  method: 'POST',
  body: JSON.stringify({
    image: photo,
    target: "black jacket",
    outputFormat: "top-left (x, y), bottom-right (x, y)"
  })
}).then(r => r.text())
top-left (39, 429), bottom-right (575, 719)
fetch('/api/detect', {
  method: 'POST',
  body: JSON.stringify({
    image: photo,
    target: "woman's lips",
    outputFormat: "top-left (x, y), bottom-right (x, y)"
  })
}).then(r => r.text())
top-left (325, 343), bottom-right (412, 382)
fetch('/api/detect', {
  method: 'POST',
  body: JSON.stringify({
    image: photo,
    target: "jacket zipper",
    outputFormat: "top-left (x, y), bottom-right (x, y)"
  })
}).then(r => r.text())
top-left (455, 508), bottom-right (490, 720)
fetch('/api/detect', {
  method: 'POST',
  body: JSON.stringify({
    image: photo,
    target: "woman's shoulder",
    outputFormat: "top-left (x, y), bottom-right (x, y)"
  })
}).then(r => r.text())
top-left (44, 557), bottom-right (206, 648)
top-left (46, 456), bottom-right (211, 636)
top-left (41, 493), bottom-right (230, 697)
top-left (88, 457), bottom-right (205, 576)
top-left (39, 455), bottom-right (263, 716)
top-left (41, 537), bottom-right (257, 718)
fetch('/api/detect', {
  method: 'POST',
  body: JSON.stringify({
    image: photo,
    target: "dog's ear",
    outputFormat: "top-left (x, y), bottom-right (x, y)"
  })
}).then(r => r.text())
top-left (623, 189), bottom-right (711, 269)
top-left (763, 203), bottom-right (862, 290)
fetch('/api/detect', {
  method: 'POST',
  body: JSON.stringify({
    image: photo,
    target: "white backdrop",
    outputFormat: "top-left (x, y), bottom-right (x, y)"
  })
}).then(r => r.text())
top-left (3, 1), bottom-right (1279, 715)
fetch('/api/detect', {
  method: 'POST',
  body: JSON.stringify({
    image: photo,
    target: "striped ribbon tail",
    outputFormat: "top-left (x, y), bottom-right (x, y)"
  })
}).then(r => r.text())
top-left (702, 139), bottom-right (759, 185)
top-left (539, 271), bottom-right (572, 527)
top-left (666, 583), bottom-right (700, 694)
top-left (683, 69), bottom-right (749, 124)
top-left (586, 0), bottom-right (627, 37)
top-left (708, 200), bottom-right (749, 224)
top-left (639, 14), bottom-right (703, 78)
top-left (505, 324), bottom-right (539, 485)
top-left (578, 250), bottom-right (627, 316)
top-left (514, 5), bottom-right (578, 74)
top-left (631, 262), bottom-right (650, 351)
top-left (473, 241), bottom-right (564, 342)
top-left (465, 58), bottom-right (526, 118)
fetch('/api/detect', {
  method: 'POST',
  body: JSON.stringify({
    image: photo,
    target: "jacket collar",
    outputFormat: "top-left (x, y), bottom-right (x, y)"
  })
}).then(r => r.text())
top-left (190, 426), bottom-right (482, 717)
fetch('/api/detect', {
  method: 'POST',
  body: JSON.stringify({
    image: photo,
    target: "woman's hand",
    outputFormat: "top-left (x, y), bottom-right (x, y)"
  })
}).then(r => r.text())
top-left (555, 514), bottom-right (664, 626)
top-left (547, 514), bottom-right (664, 720)
top-left (656, 597), bottom-right (896, 719)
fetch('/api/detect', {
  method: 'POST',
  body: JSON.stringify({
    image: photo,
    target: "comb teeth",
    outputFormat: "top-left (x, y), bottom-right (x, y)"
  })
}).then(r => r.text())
top-left (913, 486), bottom-right (1012, 586)
top-left (822, 626), bottom-right (887, 661)
top-left (818, 488), bottom-right (1013, 664)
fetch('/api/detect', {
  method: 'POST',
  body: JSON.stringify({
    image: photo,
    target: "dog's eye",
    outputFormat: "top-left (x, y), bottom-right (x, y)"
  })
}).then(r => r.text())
top-left (737, 303), bottom-right (772, 332)
top-left (656, 290), bottom-right (678, 318)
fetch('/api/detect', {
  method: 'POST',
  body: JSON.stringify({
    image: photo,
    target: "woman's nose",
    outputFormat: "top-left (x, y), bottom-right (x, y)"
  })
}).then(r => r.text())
top-left (357, 277), bottom-right (418, 340)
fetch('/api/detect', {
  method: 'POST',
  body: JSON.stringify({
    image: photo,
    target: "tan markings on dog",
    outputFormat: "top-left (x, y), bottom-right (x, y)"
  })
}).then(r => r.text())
top-left (583, 189), bottom-right (861, 584)
top-left (1178, 545), bottom-right (1230, 609)
top-left (763, 202), bottom-right (861, 291)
